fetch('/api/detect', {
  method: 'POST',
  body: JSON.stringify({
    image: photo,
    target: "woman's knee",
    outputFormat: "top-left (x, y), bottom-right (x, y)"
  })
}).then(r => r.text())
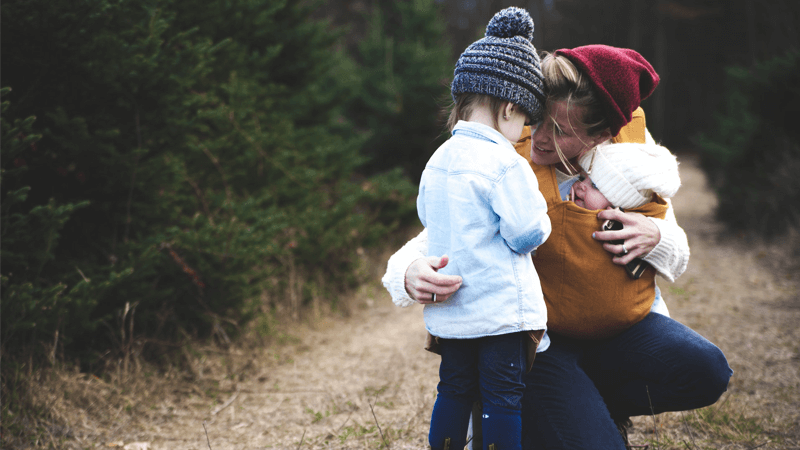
top-left (684, 340), bottom-right (733, 406)
top-left (705, 346), bottom-right (733, 400)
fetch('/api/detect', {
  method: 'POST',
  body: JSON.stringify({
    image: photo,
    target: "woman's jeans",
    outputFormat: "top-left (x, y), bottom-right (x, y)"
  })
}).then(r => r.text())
top-left (430, 332), bottom-right (526, 450)
top-left (521, 313), bottom-right (733, 450)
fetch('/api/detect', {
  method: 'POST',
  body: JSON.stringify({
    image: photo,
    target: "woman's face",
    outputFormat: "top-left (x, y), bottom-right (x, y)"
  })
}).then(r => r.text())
top-left (530, 100), bottom-right (609, 167)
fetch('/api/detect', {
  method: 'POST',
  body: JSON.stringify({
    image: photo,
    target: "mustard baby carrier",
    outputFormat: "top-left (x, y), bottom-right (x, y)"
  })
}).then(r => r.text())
top-left (514, 109), bottom-right (668, 339)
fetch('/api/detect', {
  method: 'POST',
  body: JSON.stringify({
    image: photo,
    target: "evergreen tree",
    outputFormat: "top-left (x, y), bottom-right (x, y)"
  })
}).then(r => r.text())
top-left (696, 51), bottom-right (800, 239)
top-left (1, 0), bottom-right (418, 365)
top-left (349, 0), bottom-right (454, 182)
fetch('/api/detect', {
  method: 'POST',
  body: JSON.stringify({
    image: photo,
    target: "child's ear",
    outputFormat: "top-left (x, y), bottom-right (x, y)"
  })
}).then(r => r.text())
top-left (503, 102), bottom-right (515, 120)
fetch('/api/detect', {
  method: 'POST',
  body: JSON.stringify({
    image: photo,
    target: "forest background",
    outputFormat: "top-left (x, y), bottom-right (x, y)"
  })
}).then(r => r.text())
top-left (2, 0), bottom-right (799, 447)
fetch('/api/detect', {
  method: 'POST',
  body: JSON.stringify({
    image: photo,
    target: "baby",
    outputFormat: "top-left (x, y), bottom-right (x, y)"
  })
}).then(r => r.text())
top-left (571, 141), bottom-right (680, 212)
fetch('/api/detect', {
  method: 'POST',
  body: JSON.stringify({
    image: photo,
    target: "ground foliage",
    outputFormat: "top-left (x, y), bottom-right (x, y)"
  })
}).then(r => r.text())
top-left (0, 0), bottom-right (450, 372)
top-left (695, 51), bottom-right (800, 242)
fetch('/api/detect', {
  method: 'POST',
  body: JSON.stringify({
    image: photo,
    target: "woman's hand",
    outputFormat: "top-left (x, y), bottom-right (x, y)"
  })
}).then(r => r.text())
top-left (594, 208), bottom-right (661, 265)
top-left (404, 255), bottom-right (462, 304)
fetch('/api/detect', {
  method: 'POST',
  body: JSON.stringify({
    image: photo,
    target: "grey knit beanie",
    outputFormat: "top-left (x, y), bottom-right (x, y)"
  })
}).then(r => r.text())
top-left (451, 7), bottom-right (545, 121)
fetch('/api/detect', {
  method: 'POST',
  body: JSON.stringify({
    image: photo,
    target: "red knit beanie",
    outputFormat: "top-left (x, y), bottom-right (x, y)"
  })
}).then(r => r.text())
top-left (555, 45), bottom-right (659, 137)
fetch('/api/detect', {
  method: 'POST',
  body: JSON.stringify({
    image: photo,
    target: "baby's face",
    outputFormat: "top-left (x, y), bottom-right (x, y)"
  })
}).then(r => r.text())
top-left (571, 170), bottom-right (613, 210)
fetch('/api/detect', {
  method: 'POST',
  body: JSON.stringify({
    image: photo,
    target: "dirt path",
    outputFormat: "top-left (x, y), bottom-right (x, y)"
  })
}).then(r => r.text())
top-left (52, 154), bottom-right (799, 450)
top-left (138, 278), bottom-right (445, 449)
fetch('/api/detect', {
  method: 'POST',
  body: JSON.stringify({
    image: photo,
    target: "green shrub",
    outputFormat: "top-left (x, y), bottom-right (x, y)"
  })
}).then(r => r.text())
top-left (0, 0), bottom-right (424, 367)
top-left (348, 0), bottom-right (453, 182)
top-left (696, 51), bottom-right (800, 238)
top-left (1, 93), bottom-right (128, 357)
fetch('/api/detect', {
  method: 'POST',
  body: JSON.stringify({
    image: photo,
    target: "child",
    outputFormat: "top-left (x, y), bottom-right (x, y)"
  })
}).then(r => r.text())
top-left (416, 7), bottom-right (551, 450)
top-left (571, 142), bottom-right (680, 213)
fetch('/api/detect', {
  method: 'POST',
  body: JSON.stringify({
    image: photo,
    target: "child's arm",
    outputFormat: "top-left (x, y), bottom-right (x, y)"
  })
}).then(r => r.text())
top-left (491, 159), bottom-right (552, 254)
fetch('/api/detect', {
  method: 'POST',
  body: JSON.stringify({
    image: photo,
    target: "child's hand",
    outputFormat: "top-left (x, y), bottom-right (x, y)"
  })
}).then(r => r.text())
top-left (594, 208), bottom-right (660, 264)
top-left (405, 255), bottom-right (462, 304)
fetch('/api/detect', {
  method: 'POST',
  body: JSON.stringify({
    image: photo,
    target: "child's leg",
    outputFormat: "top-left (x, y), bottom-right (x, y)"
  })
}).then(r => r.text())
top-left (430, 338), bottom-right (479, 450)
top-left (478, 332), bottom-right (526, 450)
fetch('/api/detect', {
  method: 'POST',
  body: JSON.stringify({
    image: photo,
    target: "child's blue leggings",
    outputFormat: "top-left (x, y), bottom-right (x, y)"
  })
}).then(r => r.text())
top-left (429, 332), bottom-right (525, 450)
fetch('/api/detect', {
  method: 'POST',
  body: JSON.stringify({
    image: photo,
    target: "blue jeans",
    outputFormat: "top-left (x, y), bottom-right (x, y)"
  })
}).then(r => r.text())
top-left (521, 313), bottom-right (732, 449)
top-left (430, 332), bottom-right (526, 450)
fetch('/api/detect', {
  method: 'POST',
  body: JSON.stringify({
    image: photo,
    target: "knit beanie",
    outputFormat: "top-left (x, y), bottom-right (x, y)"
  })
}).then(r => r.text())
top-left (555, 45), bottom-right (659, 137)
top-left (578, 142), bottom-right (680, 209)
top-left (451, 7), bottom-right (545, 122)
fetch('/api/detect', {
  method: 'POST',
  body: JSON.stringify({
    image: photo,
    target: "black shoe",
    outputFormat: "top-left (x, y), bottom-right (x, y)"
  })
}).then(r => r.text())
top-left (615, 418), bottom-right (649, 450)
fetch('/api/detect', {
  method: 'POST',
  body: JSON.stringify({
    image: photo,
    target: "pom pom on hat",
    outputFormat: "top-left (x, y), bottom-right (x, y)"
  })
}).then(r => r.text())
top-left (555, 45), bottom-right (659, 137)
top-left (578, 142), bottom-right (680, 210)
top-left (451, 7), bottom-right (545, 121)
top-left (486, 7), bottom-right (534, 41)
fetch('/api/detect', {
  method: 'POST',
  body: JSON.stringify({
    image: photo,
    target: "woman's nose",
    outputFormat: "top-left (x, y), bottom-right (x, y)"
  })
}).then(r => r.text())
top-left (533, 124), bottom-right (550, 143)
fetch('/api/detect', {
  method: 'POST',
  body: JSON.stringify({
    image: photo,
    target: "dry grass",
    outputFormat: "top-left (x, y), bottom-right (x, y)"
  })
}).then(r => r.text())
top-left (622, 153), bottom-right (800, 450)
top-left (3, 154), bottom-right (799, 449)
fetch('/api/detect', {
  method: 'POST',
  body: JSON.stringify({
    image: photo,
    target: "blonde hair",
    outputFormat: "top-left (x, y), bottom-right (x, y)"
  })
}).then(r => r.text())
top-left (446, 93), bottom-right (506, 133)
top-left (541, 52), bottom-right (611, 174)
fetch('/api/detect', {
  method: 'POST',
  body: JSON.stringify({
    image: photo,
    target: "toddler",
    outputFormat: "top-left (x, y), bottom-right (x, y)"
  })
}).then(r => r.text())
top-left (417, 7), bottom-right (551, 450)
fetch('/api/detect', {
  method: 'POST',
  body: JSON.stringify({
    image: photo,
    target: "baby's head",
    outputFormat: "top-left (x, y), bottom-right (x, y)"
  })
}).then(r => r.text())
top-left (447, 7), bottom-right (545, 132)
top-left (572, 142), bottom-right (680, 210)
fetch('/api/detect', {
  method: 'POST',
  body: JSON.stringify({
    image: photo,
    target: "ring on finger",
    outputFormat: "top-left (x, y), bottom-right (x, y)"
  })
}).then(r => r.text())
top-left (432, 293), bottom-right (437, 302)
top-left (621, 243), bottom-right (629, 255)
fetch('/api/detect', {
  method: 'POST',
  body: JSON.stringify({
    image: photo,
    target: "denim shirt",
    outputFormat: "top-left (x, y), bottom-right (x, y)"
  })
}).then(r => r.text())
top-left (418, 120), bottom-right (552, 339)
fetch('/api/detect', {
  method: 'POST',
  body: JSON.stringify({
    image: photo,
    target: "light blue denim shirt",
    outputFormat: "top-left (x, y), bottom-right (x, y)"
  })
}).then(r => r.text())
top-left (418, 120), bottom-right (552, 339)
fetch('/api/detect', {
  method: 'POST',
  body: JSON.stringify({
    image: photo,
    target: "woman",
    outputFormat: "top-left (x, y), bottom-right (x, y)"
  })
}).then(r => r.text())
top-left (382, 45), bottom-right (732, 449)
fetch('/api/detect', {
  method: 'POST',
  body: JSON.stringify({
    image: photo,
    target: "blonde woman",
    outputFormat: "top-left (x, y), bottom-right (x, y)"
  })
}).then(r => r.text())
top-left (384, 45), bottom-right (732, 449)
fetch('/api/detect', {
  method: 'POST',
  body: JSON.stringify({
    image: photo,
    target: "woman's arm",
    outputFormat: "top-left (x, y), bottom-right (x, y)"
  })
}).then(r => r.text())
top-left (381, 228), bottom-right (463, 307)
top-left (594, 130), bottom-right (689, 282)
top-left (641, 200), bottom-right (690, 282)
top-left (594, 200), bottom-right (689, 282)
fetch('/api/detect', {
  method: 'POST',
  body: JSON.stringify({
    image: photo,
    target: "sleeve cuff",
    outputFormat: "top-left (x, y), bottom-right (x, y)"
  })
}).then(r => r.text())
top-left (643, 217), bottom-right (689, 282)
